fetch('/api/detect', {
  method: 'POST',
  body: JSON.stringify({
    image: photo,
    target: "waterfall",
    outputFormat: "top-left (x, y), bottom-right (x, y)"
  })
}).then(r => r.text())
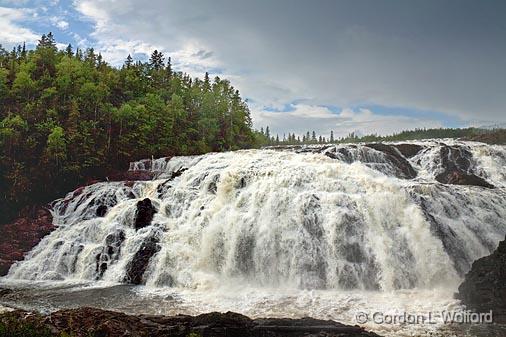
top-left (6, 140), bottom-right (506, 292)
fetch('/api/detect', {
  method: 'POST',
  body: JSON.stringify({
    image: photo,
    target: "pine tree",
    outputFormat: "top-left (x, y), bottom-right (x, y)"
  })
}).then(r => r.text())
top-left (21, 42), bottom-right (26, 59)
top-left (125, 54), bottom-right (133, 68)
top-left (65, 44), bottom-right (73, 57)
top-left (149, 50), bottom-right (165, 70)
top-left (166, 57), bottom-right (172, 80)
top-left (330, 130), bottom-right (334, 143)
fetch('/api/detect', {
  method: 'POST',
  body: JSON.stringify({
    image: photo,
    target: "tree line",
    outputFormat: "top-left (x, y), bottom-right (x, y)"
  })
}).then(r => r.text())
top-left (257, 126), bottom-right (493, 146)
top-left (0, 33), bottom-right (264, 222)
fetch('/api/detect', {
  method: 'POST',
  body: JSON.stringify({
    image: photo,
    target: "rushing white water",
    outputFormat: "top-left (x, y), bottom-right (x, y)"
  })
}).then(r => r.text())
top-left (3, 139), bottom-right (506, 336)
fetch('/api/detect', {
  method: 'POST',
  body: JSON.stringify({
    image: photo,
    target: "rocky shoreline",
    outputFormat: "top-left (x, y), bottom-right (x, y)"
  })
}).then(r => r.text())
top-left (0, 307), bottom-right (381, 337)
top-left (457, 235), bottom-right (506, 324)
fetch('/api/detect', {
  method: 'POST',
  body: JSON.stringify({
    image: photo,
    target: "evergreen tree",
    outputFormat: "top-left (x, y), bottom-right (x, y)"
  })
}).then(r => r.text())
top-left (125, 54), bottom-right (133, 68)
top-left (149, 50), bottom-right (165, 70)
top-left (65, 44), bottom-right (73, 57)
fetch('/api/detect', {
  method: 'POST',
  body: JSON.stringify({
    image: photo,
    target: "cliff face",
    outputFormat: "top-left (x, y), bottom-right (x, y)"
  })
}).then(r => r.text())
top-left (0, 206), bottom-right (54, 276)
top-left (457, 236), bottom-right (506, 323)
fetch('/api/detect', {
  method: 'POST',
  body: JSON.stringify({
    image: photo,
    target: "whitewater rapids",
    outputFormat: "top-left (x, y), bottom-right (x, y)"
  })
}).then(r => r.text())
top-left (2, 139), bottom-right (506, 336)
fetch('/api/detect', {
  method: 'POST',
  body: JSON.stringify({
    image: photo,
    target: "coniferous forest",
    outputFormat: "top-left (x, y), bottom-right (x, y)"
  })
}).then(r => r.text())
top-left (0, 33), bottom-right (262, 222)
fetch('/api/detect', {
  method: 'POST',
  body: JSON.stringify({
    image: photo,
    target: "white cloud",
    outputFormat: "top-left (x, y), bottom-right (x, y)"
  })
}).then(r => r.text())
top-left (253, 105), bottom-right (443, 138)
top-left (49, 16), bottom-right (69, 30)
top-left (0, 6), bottom-right (39, 46)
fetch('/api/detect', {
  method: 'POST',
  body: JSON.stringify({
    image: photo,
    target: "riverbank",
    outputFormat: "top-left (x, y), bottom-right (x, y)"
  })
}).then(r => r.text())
top-left (0, 306), bottom-right (381, 337)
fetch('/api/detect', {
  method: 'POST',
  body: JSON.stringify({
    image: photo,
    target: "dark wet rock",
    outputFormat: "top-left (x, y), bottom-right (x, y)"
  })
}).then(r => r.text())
top-left (156, 168), bottom-right (188, 197)
top-left (0, 307), bottom-right (382, 337)
top-left (435, 145), bottom-right (494, 188)
top-left (364, 143), bottom-right (417, 179)
top-left (437, 171), bottom-right (494, 188)
top-left (457, 235), bottom-right (506, 324)
top-left (393, 143), bottom-right (424, 158)
top-left (134, 198), bottom-right (157, 230)
top-left (124, 236), bottom-right (161, 285)
top-left (95, 230), bottom-right (126, 279)
top-left (0, 288), bottom-right (12, 296)
top-left (235, 176), bottom-right (247, 189)
top-left (96, 205), bottom-right (108, 217)
top-left (170, 167), bottom-right (187, 179)
top-left (0, 206), bottom-right (55, 276)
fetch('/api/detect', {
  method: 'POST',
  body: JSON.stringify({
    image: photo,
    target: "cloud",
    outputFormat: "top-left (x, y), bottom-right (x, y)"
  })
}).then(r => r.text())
top-left (253, 105), bottom-right (443, 138)
top-left (70, 0), bottom-right (506, 130)
top-left (50, 16), bottom-right (69, 30)
top-left (0, 6), bottom-right (39, 46)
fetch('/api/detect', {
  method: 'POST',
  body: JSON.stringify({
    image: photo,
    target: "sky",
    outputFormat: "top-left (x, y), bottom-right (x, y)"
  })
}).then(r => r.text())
top-left (1, 0), bottom-right (505, 138)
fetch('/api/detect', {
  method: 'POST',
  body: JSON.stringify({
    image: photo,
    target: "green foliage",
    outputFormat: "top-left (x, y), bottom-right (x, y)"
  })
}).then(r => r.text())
top-left (0, 34), bottom-right (258, 223)
top-left (257, 127), bottom-right (500, 147)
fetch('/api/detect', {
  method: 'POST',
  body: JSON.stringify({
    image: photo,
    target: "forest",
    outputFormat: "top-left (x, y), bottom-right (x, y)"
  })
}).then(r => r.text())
top-left (0, 33), bottom-right (262, 222)
top-left (259, 126), bottom-right (500, 146)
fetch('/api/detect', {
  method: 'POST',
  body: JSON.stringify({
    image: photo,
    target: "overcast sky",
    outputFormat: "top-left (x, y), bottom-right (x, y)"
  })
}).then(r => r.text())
top-left (1, 0), bottom-right (505, 137)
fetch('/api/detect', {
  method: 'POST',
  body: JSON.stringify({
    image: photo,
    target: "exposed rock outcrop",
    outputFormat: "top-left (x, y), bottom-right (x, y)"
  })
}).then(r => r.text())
top-left (95, 230), bottom-right (126, 279)
top-left (393, 143), bottom-right (424, 158)
top-left (0, 307), bottom-right (382, 337)
top-left (134, 198), bottom-right (157, 230)
top-left (364, 143), bottom-right (417, 179)
top-left (124, 236), bottom-right (161, 285)
top-left (0, 206), bottom-right (55, 276)
top-left (435, 145), bottom-right (494, 188)
top-left (457, 236), bottom-right (506, 324)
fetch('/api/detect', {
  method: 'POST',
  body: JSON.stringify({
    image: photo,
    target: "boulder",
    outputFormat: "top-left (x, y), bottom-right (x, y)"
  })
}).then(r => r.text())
top-left (435, 145), bottom-right (494, 188)
top-left (437, 171), bottom-right (495, 188)
top-left (134, 198), bottom-right (156, 230)
top-left (123, 236), bottom-right (161, 285)
top-left (457, 236), bottom-right (506, 323)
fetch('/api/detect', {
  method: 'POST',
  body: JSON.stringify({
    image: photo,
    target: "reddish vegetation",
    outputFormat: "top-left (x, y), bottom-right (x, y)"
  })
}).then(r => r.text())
top-left (0, 307), bottom-right (381, 337)
top-left (0, 206), bottom-right (55, 276)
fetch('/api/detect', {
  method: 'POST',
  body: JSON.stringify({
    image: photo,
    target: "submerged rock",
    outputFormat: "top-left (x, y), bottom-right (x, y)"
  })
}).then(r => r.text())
top-left (457, 236), bottom-right (506, 323)
top-left (96, 205), bottom-right (108, 217)
top-left (134, 198), bottom-right (157, 230)
top-left (0, 307), bottom-right (382, 337)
